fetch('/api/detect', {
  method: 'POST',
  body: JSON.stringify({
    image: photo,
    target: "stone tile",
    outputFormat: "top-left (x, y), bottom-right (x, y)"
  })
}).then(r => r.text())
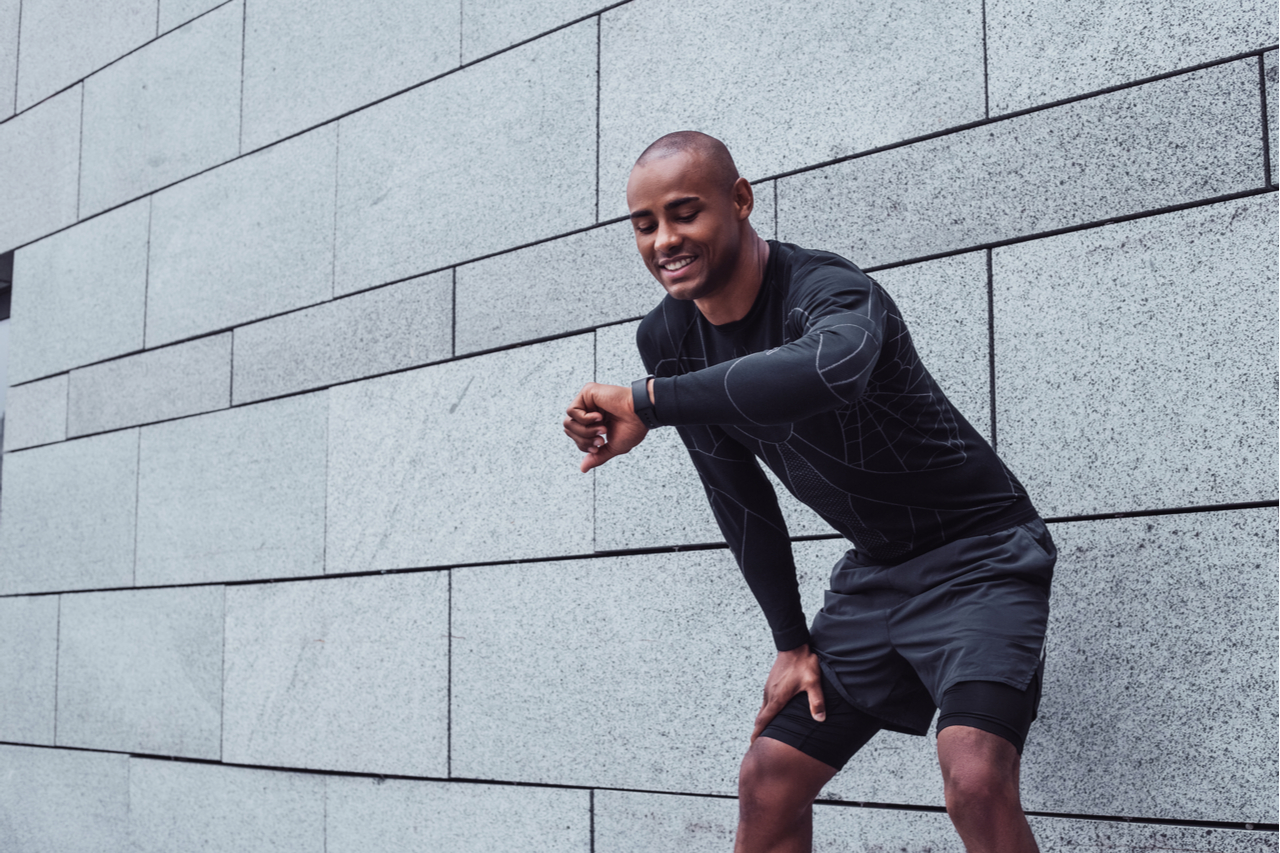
top-left (327, 776), bottom-right (590, 853)
top-left (987, 0), bottom-right (1278, 114)
top-left (461, 0), bottom-right (604, 62)
top-left (819, 805), bottom-right (1276, 852)
top-left (326, 334), bottom-right (594, 571)
top-left (232, 271), bottom-right (451, 405)
top-left (14, 0), bottom-right (155, 111)
top-left (334, 21), bottom-right (595, 294)
top-left (598, 0), bottom-right (984, 218)
top-left (0, 429), bottom-right (138, 595)
top-left (78, 1), bottom-right (241, 216)
top-left (0, 0), bottom-right (18, 119)
top-left (450, 540), bottom-right (848, 793)
top-left (0, 85), bottom-right (82, 254)
top-left (593, 321), bottom-right (832, 553)
top-left (159, 0), bottom-right (228, 33)
top-left (146, 124), bottom-right (337, 347)
top-left (1023, 509), bottom-right (1277, 822)
top-left (9, 197), bottom-right (148, 383)
top-left (0, 595), bottom-right (59, 743)
top-left (1025, 817), bottom-right (1277, 853)
top-left (135, 392), bottom-right (327, 586)
top-left (994, 196), bottom-right (1277, 517)
top-left (455, 222), bottom-right (655, 355)
top-left (0, 745), bottom-right (129, 853)
top-left (129, 759), bottom-right (324, 853)
top-left (68, 333), bottom-right (231, 436)
top-left (4, 373), bottom-right (68, 450)
top-left (56, 586), bottom-right (224, 758)
top-left (1267, 51), bottom-right (1277, 186)
top-left (871, 251), bottom-right (990, 440)
top-left (594, 791), bottom-right (739, 853)
top-left (241, 0), bottom-right (460, 150)
top-left (222, 572), bottom-right (448, 776)
top-left (778, 60), bottom-right (1263, 270)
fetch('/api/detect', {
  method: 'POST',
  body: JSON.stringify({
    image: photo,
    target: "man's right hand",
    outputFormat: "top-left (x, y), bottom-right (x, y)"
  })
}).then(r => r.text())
top-left (750, 644), bottom-right (826, 744)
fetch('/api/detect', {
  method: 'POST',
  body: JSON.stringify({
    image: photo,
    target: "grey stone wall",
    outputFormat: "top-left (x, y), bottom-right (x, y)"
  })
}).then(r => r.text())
top-left (0, 1), bottom-right (1276, 850)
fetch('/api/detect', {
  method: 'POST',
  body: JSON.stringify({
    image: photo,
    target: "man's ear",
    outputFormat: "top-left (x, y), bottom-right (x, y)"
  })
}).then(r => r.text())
top-left (734, 176), bottom-right (755, 220)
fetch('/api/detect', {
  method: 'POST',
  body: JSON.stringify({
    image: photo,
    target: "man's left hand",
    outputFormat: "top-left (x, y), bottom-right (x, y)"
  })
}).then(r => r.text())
top-left (563, 382), bottom-right (650, 473)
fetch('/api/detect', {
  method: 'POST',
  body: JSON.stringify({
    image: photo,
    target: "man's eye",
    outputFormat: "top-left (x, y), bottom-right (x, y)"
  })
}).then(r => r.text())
top-left (635, 224), bottom-right (656, 234)
top-left (677, 213), bottom-right (697, 222)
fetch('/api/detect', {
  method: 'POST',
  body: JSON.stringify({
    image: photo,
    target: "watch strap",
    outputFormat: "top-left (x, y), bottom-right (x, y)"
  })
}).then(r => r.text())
top-left (631, 375), bottom-right (661, 428)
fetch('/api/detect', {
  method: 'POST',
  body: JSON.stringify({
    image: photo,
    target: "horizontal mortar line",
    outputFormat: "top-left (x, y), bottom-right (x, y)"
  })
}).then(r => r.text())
top-left (1041, 499), bottom-right (1278, 524)
top-left (861, 186), bottom-right (1278, 274)
top-left (5, 40), bottom-right (1272, 261)
top-left (759, 44), bottom-right (1280, 187)
top-left (0, 0), bottom-right (238, 127)
top-left (7, 177), bottom-right (1275, 418)
top-left (1, 500), bottom-right (1272, 600)
top-left (0, 741), bottom-right (1273, 833)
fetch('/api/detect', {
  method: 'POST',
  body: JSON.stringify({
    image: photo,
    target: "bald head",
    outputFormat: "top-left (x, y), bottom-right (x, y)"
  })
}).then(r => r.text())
top-left (634, 131), bottom-right (740, 196)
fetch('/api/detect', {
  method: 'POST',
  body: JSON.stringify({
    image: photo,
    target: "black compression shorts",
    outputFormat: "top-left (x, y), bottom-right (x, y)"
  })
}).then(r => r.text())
top-left (760, 662), bottom-right (1044, 770)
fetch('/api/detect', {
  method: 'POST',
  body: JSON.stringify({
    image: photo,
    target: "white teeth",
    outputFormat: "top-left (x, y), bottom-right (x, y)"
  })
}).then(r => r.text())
top-left (660, 257), bottom-right (694, 271)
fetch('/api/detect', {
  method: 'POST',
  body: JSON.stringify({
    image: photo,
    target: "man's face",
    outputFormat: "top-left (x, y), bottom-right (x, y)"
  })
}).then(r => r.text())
top-left (626, 151), bottom-right (749, 302)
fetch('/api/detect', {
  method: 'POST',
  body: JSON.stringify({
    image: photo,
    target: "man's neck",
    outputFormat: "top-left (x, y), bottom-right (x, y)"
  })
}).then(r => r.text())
top-left (695, 232), bottom-right (770, 326)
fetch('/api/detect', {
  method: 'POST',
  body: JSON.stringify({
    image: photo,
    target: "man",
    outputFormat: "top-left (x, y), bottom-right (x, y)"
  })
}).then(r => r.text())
top-left (563, 131), bottom-right (1055, 853)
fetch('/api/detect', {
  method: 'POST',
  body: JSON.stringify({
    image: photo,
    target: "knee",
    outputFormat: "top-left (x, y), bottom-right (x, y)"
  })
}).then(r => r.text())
top-left (737, 743), bottom-right (773, 815)
top-left (943, 760), bottom-right (1018, 815)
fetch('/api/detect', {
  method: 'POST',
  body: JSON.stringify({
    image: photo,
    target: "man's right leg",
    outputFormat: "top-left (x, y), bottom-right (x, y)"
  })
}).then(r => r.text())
top-left (736, 674), bottom-right (882, 853)
top-left (735, 737), bottom-right (836, 853)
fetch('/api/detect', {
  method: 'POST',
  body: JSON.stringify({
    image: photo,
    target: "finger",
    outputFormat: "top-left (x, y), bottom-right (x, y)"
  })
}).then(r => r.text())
top-left (565, 404), bottom-right (605, 425)
top-left (564, 428), bottom-right (602, 453)
top-left (806, 681), bottom-right (827, 723)
top-left (750, 699), bottom-right (785, 744)
top-left (579, 441), bottom-right (623, 473)
top-left (563, 418), bottom-right (606, 449)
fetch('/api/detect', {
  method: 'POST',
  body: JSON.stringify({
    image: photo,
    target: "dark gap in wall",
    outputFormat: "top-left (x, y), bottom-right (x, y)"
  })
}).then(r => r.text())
top-left (0, 250), bottom-right (12, 319)
top-left (595, 14), bottom-right (602, 224)
top-left (980, 0), bottom-right (990, 118)
top-left (2, 739), bottom-right (1273, 833)
top-left (589, 789), bottom-right (596, 853)
top-left (1260, 54), bottom-right (1273, 185)
top-left (5, 500), bottom-right (1274, 601)
top-left (985, 249), bottom-right (996, 449)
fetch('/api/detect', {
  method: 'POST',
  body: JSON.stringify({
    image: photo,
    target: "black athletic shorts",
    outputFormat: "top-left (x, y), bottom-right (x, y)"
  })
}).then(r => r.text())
top-left (760, 519), bottom-right (1056, 769)
top-left (760, 660), bottom-right (1045, 770)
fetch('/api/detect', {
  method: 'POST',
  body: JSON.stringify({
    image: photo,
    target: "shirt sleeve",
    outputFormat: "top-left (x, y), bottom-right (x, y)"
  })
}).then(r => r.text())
top-left (652, 258), bottom-right (885, 427)
top-left (674, 423), bottom-right (812, 651)
top-left (637, 317), bottom-right (810, 651)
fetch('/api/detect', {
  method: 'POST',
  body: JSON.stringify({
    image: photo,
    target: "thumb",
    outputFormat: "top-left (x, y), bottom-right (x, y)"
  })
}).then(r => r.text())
top-left (580, 441), bottom-right (623, 473)
top-left (807, 682), bottom-right (827, 723)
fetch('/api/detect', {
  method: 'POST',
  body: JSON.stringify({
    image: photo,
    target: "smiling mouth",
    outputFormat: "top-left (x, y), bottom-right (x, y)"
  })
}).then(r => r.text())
top-left (659, 256), bottom-right (696, 272)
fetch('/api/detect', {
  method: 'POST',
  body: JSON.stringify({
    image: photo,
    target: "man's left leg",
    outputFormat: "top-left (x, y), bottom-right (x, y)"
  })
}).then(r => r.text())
top-left (937, 723), bottom-right (1038, 853)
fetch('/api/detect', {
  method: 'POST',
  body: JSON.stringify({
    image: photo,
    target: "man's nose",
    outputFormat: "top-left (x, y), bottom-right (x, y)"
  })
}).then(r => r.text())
top-left (655, 222), bottom-right (680, 253)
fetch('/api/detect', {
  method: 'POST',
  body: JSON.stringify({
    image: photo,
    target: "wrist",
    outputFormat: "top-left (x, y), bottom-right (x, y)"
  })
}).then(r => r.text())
top-left (631, 375), bottom-right (661, 428)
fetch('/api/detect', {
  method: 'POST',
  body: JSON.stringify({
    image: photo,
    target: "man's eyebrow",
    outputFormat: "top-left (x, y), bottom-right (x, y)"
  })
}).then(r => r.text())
top-left (628, 196), bottom-right (702, 220)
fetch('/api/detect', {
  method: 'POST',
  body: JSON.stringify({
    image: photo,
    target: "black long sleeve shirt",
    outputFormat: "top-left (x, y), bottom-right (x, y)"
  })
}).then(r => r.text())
top-left (637, 241), bottom-right (1038, 651)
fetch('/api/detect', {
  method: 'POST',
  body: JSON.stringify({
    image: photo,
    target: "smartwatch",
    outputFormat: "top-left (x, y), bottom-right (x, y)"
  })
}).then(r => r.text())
top-left (631, 375), bottom-right (661, 428)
